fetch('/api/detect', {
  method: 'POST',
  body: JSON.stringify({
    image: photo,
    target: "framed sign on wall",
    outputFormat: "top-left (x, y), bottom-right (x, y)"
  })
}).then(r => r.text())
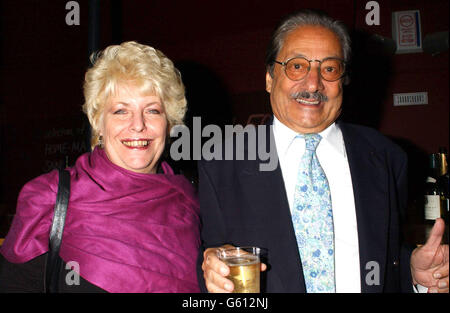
top-left (392, 10), bottom-right (422, 54)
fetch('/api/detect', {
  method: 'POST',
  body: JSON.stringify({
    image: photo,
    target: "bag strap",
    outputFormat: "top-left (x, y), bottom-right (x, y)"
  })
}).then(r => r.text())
top-left (45, 168), bottom-right (71, 293)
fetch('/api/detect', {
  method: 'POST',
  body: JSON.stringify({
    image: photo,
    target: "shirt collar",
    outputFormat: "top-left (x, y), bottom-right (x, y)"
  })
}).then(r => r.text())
top-left (272, 115), bottom-right (346, 158)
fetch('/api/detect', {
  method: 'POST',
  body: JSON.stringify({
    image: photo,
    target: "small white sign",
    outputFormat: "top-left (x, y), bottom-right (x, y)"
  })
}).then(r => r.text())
top-left (392, 10), bottom-right (422, 54)
top-left (393, 92), bottom-right (428, 106)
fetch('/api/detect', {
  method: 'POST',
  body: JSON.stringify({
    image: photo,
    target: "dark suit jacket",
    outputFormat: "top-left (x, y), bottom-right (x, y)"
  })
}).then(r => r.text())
top-left (197, 121), bottom-right (415, 293)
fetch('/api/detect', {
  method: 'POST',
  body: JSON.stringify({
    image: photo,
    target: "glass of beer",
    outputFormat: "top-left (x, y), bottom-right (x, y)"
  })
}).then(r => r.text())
top-left (217, 246), bottom-right (261, 293)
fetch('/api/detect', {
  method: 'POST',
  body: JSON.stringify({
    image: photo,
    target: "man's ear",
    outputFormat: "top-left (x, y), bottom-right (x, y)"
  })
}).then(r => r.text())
top-left (343, 75), bottom-right (351, 86)
top-left (265, 71), bottom-right (273, 93)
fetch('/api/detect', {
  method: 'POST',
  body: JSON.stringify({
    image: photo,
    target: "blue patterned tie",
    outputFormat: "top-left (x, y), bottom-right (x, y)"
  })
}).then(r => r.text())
top-left (291, 133), bottom-right (335, 293)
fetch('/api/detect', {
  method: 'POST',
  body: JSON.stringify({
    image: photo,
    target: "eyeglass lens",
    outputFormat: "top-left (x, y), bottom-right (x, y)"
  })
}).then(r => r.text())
top-left (285, 57), bottom-right (344, 81)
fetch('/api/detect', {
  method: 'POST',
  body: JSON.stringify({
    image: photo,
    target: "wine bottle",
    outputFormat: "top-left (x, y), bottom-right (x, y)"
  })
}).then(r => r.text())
top-left (438, 147), bottom-right (449, 224)
top-left (424, 153), bottom-right (441, 222)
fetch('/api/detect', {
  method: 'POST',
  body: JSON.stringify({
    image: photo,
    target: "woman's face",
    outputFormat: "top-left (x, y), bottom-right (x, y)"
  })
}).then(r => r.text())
top-left (100, 83), bottom-right (167, 174)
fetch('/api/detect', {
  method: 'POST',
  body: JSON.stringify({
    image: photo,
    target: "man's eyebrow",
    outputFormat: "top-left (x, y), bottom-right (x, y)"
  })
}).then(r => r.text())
top-left (292, 53), bottom-right (307, 58)
top-left (282, 53), bottom-right (307, 60)
top-left (287, 53), bottom-right (343, 60)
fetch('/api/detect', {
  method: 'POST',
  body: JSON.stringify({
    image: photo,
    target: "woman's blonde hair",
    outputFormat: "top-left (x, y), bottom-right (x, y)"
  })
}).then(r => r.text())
top-left (82, 41), bottom-right (187, 149)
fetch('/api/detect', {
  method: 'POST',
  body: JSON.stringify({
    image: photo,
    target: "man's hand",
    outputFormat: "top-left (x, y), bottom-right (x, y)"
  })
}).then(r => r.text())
top-left (201, 244), bottom-right (267, 293)
top-left (411, 218), bottom-right (449, 293)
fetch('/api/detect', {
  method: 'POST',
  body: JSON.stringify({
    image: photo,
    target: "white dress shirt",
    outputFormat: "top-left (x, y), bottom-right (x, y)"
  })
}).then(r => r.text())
top-left (272, 116), bottom-right (361, 293)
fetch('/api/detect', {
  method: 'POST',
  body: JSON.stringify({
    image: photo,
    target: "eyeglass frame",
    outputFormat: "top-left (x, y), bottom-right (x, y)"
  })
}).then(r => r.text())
top-left (273, 56), bottom-right (347, 82)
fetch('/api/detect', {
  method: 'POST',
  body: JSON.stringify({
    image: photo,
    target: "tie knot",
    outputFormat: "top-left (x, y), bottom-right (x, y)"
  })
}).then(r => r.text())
top-left (298, 133), bottom-right (321, 151)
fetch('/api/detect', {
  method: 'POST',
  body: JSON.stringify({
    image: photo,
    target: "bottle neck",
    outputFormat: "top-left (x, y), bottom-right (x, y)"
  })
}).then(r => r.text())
top-left (439, 153), bottom-right (448, 176)
top-left (428, 153), bottom-right (440, 179)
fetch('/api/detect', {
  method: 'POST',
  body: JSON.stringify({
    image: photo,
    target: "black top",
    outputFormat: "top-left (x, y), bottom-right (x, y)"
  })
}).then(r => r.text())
top-left (0, 253), bottom-right (106, 293)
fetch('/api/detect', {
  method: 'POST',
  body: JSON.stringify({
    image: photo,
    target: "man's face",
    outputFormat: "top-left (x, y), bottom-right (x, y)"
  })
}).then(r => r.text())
top-left (266, 25), bottom-right (344, 134)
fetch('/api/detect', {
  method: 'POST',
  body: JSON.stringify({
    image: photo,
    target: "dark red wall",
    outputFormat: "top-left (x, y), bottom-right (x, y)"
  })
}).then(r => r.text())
top-left (0, 0), bottom-right (448, 234)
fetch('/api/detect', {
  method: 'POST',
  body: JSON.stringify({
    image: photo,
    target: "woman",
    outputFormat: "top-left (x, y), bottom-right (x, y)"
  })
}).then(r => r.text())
top-left (0, 41), bottom-right (200, 293)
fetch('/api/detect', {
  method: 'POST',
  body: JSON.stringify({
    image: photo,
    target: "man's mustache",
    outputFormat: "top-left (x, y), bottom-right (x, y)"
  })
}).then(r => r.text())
top-left (291, 91), bottom-right (328, 102)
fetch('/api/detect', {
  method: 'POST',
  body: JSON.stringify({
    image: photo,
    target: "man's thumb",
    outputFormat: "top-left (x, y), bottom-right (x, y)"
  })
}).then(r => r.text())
top-left (424, 218), bottom-right (445, 250)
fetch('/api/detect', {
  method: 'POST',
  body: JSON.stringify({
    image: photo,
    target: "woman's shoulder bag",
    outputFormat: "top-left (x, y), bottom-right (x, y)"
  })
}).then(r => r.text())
top-left (45, 168), bottom-right (70, 293)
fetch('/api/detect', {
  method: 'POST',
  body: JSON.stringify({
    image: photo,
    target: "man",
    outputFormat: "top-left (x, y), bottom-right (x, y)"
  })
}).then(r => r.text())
top-left (198, 10), bottom-right (449, 293)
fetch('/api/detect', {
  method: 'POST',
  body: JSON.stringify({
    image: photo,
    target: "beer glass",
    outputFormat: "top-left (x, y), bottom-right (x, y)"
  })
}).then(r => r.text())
top-left (217, 246), bottom-right (260, 293)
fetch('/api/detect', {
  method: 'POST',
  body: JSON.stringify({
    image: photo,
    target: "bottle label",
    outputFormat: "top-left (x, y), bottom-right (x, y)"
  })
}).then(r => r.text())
top-left (425, 195), bottom-right (441, 220)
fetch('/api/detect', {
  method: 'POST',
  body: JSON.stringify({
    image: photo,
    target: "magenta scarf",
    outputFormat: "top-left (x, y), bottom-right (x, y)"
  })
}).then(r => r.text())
top-left (0, 148), bottom-right (201, 293)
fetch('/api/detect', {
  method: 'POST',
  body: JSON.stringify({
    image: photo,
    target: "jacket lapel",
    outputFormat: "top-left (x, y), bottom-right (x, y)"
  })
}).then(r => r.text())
top-left (340, 123), bottom-right (389, 293)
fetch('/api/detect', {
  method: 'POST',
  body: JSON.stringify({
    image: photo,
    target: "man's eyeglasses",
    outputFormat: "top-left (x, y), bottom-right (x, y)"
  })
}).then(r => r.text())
top-left (273, 57), bottom-right (346, 82)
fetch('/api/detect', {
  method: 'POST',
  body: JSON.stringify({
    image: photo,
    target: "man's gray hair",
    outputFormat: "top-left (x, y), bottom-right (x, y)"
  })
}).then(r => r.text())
top-left (265, 9), bottom-right (352, 78)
